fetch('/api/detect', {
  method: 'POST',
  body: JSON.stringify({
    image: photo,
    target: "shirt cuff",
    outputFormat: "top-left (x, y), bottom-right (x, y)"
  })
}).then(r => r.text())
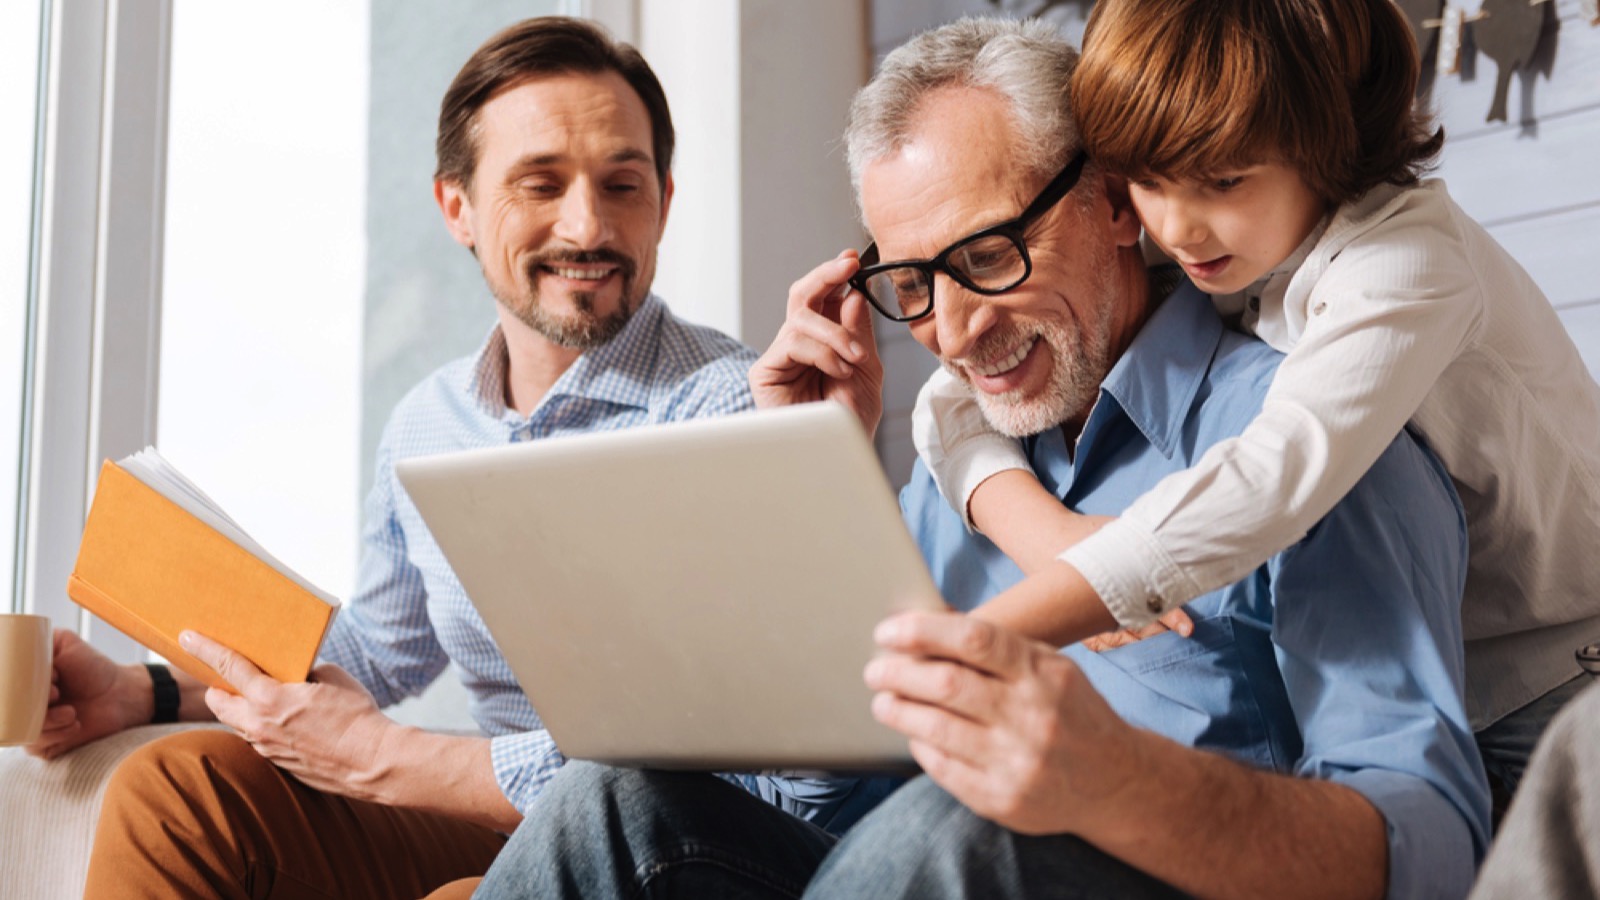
top-left (1059, 517), bottom-right (1205, 629)
top-left (1331, 768), bottom-right (1483, 900)
top-left (489, 730), bottom-right (567, 817)
top-left (911, 368), bottom-right (1030, 531)
top-left (944, 438), bottom-right (1031, 532)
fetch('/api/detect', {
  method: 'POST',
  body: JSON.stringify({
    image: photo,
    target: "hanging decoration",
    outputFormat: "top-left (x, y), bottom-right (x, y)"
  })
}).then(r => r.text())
top-left (1421, 0), bottom-right (1567, 122)
top-left (1398, 0), bottom-right (1446, 60)
top-left (1434, 5), bottom-right (1470, 75)
top-left (1475, 0), bottom-right (1553, 121)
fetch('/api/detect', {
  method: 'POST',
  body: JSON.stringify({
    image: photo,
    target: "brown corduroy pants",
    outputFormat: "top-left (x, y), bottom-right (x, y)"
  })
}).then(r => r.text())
top-left (83, 729), bottom-right (506, 900)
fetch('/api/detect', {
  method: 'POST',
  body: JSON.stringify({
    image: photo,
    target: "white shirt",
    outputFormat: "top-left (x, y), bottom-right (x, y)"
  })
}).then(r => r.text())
top-left (921, 179), bottom-right (1600, 729)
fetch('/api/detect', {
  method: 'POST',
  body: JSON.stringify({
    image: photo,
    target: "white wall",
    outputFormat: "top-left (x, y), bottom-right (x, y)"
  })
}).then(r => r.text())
top-left (639, 0), bottom-right (743, 339)
top-left (642, 0), bottom-right (868, 354)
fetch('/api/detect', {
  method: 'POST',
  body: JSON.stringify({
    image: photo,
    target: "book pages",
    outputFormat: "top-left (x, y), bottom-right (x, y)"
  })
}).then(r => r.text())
top-left (118, 448), bottom-right (341, 608)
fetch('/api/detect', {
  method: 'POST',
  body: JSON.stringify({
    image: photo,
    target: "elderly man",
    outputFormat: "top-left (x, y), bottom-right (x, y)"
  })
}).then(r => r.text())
top-left (32, 17), bottom-right (754, 898)
top-left (468, 17), bottom-right (1490, 900)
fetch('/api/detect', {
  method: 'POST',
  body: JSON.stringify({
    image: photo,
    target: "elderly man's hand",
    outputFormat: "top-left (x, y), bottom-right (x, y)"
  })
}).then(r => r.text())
top-left (750, 250), bottom-right (884, 436)
top-left (180, 630), bottom-right (401, 803)
top-left (865, 610), bottom-right (1147, 836)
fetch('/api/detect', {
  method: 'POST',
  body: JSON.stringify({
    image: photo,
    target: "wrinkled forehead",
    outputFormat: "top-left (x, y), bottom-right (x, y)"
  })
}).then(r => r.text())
top-left (858, 92), bottom-right (1037, 261)
top-left (474, 71), bottom-right (656, 172)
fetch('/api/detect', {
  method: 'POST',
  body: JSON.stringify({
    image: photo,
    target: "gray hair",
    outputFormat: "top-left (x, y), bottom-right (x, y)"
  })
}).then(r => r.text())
top-left (844, 17), bottom-right (1081, 198)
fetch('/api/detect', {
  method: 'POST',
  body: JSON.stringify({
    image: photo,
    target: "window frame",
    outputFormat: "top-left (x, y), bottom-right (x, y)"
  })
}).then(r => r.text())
top-left (16, 0), bottom-right (170, 663)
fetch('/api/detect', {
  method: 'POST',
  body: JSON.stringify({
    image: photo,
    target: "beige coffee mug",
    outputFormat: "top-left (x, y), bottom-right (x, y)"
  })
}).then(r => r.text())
top-left (0, 613), bottom-right (52, 746)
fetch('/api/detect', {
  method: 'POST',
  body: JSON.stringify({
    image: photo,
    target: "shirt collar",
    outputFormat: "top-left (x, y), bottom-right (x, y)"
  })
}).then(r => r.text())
top-left (470, 325), bottom-right (513, 415)
top-left (468, 293), bottom-right (668, 418)
top-left (1207, 214), bottom-right (1330, 322)
top-left (1090, 277), bottom-right (1224, 459)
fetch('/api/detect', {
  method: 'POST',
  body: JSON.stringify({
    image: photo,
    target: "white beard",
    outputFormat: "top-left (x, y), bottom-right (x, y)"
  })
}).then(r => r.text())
top-left (958, 311), bottom-right (1110, 438)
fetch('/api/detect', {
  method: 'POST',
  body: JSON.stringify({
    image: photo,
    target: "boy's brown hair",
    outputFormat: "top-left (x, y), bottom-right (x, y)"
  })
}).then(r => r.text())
top-left (1069, 0), bottom-right (1442, 204)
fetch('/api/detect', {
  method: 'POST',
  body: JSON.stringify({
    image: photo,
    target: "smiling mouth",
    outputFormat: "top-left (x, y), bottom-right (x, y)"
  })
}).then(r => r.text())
top-left (542, 265), bottom-right (615, 281)
top-left (969, 334), bottom-right (1039, 378)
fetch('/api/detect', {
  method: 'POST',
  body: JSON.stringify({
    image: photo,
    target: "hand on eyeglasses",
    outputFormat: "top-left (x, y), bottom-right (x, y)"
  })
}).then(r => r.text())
top-left (750, 249), bottom-right (884, 437)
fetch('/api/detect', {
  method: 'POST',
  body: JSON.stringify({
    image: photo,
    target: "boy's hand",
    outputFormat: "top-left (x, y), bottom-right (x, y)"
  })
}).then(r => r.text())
top-left (1082, 608), bottom-right (1194, 653)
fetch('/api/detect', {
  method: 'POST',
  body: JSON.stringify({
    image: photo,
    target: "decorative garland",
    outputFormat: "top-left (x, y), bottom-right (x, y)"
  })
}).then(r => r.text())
top-left (1406, 0), bottom-right (1561, 121)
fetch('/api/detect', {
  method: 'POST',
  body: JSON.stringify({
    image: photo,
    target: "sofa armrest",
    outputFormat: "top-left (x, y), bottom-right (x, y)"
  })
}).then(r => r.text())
top-left (0, 724), bottom-right (223, 900)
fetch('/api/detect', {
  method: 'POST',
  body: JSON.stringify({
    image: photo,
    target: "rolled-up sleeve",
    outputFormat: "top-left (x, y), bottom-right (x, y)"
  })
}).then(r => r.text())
top-left (1334, 768), bottom-right (1482, 900)
top-left (490, 730), bottom-right (568, 815)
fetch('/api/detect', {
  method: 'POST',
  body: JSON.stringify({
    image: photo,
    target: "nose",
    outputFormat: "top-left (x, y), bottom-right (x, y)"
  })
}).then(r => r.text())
top-left (921, 275), bottom-right (998, 362)
top-left (1150, 196), bottom-right (1207, 252)
top-left (552, 181), bottom-right (612, 249)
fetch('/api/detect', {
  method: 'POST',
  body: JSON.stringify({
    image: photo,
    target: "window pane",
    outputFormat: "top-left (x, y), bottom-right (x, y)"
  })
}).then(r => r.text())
top-left (158, 2), bottom-right (369, 598)
top-left (1, 2), bottom-right (43, 614)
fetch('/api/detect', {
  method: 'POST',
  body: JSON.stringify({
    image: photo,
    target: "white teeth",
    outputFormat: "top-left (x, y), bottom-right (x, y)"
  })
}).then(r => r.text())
top-left (971, 334), bottom-right (1037, 377)
top-left (549, 266), bottom-right (609, 280)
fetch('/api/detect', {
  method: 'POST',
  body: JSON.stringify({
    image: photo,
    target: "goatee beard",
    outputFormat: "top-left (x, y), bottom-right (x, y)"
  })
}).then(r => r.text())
top-left (504, 249), bottom-right (641, 350)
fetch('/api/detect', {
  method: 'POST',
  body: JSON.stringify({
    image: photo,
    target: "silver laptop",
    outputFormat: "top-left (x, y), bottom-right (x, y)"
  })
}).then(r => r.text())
top-left (395, 401), bottom-right (944, 771)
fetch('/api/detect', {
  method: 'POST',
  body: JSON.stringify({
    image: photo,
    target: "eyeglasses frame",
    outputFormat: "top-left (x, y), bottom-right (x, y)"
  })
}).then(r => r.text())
top-left (849, 150), bottom-right (1090, 323)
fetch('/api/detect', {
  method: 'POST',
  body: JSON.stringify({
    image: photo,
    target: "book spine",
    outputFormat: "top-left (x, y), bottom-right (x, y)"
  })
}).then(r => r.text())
top-left (66, 574), bottom-right (234, 693)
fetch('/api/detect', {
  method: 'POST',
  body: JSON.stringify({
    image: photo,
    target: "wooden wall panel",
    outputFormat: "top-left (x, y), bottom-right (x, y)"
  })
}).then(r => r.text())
top-left (1433, 110), bottom-right (1600, 225)
top-left (1488, 204), bottom-right (1600, 308)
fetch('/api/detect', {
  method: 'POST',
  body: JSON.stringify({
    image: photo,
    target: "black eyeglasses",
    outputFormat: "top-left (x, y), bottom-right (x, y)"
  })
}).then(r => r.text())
top-left (849, 150), bottom-right (1089, 323)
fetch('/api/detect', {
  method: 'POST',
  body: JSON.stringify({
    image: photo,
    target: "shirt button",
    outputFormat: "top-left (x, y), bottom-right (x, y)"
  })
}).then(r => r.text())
top-left (1313, 302), bottom-right (1327, 315)
top-left (1247, 296), bottom-right (1260, 312)
top-left (1147, 597), bottom-right (1164, 614)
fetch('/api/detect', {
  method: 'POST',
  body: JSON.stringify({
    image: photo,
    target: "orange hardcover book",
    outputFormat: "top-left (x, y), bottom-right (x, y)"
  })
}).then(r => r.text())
top-left (67, 452), bottom-right (340, 692)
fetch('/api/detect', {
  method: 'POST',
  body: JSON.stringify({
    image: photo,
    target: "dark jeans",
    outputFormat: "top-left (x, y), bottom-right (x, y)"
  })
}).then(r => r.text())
top-left (1476, 673), bottom-right (1592, 824)
top-left (472, 761), bottom-right (1189, 899)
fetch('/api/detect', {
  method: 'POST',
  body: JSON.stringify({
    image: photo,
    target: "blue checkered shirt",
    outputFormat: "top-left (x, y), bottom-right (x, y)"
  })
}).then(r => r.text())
top-left (318, 294), bottom-right (756, 814)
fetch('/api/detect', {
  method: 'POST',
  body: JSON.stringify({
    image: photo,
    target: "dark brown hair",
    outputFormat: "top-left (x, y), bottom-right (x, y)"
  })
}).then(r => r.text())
top-left (1070, 0), bottom-right (1442, 205)
top-left (434, 16), bottom-right (674, 193)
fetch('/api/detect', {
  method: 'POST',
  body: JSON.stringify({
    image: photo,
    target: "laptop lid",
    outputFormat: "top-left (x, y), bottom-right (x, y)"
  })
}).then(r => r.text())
top-left (395, 401), bottom-right (944, 770)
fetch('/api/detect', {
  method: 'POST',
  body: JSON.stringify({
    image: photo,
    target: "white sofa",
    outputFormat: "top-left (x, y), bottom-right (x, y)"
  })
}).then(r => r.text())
top-left (0, 674), bottom-right (472, 898)
top-left (0, 723), bottom-right (221, 899)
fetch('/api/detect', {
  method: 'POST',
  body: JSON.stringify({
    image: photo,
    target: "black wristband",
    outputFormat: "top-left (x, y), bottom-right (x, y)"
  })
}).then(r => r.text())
top-left (145, 663), bottom-right (180, 724)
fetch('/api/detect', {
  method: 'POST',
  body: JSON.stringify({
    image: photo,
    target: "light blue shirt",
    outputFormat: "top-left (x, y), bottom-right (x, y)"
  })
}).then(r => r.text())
top-left (902, 283), bottom-right (1492, 899)
top-left (318, 294), bottom-right (756, 814)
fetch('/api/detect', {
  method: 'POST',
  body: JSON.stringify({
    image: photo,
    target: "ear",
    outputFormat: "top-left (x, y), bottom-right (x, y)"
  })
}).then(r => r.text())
top-left (657, 171), bottom-right (675, 234)
top-left (1100, 173), bottom-right (1142, 249)
top-left (435, 179), bottom-right (476, 251)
